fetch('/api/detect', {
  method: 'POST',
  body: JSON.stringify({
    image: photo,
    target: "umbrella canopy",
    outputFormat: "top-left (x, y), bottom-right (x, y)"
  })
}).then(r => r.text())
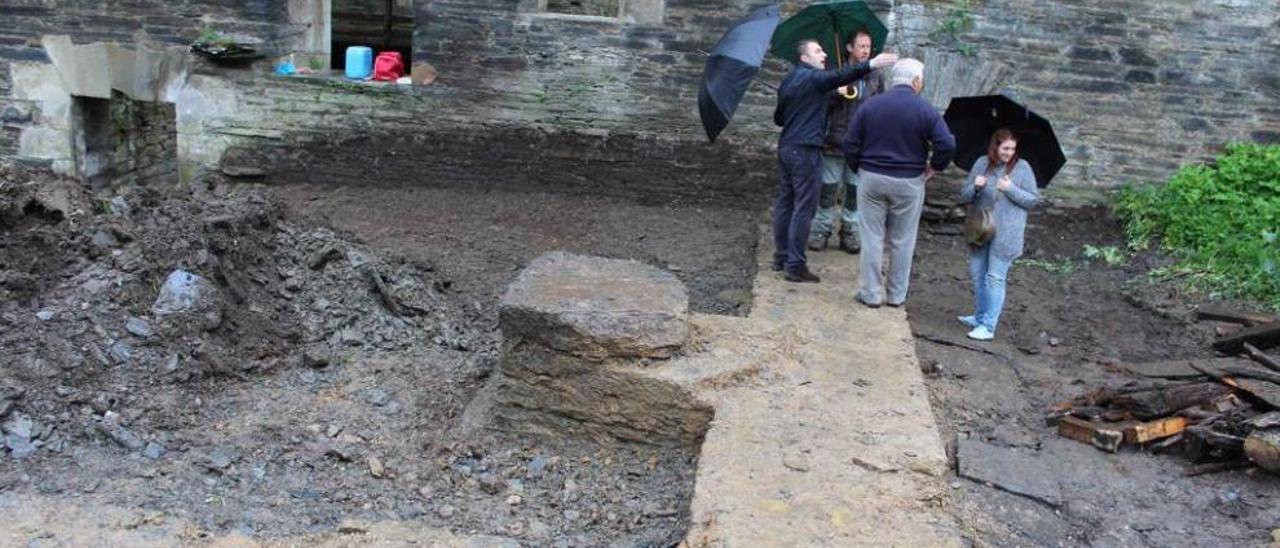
top-left (944, 95), bottom-right (1067, 187)
top-left (769, 1), bottom-right (888, 66)
top-left (698, 4), bottom-right (781, 142)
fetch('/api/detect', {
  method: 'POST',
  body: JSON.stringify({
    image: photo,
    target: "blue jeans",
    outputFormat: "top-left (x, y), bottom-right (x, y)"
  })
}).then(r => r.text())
top-left (773, 145), bottom-right (823, 272)
top-left (968, 244), bottom-right (1015, 331)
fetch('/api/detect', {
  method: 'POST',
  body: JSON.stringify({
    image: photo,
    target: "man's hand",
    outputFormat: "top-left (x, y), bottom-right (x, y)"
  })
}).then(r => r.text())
top-left (837, 85), bottom-right (850, 96)
top-left (924, 165), bottom-right (936, 181)
top-left (869, 53), bottom-right (899, 69)
top-left (974, 175), bottom-right (987, 188)
top-left (996, 175), bottom-right (1012, 191)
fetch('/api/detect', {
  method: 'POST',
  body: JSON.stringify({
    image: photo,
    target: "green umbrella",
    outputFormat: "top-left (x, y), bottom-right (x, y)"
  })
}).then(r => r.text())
top-left (769, 1), bottom-right (889, 67)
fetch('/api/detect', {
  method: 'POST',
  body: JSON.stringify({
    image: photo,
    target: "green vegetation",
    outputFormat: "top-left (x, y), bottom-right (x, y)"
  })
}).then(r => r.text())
top-left (196, 27), bottom-right (234, 46)
top-left (1116, 143), bottom-right (1280, 309)
top-left (1082, 244), bottom-right (1128, 266)
top-left (1022, 258), bottom-right (1077, 275)
top-left (929, 0), bottom-right (977, 58)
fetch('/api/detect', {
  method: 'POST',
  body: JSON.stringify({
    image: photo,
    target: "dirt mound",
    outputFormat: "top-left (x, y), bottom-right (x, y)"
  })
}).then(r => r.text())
top-left (1, 165), bottom-right (480, 400)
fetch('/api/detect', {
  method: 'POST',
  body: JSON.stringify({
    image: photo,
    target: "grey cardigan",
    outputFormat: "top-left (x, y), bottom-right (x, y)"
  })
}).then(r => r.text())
top-left (958, 157), bottom-right (1040, 260)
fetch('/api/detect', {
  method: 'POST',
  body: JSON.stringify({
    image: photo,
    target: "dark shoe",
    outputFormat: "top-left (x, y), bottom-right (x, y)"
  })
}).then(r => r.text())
top-left (855, 294), bottom-right (881, 308)
top-left (886, 300), bottom-right (905, 308)
top-left (784, 267), bottom-right (821, 283)
top-left (807, 235), bottom-right (829, 252)
top-left (771, 262), bottom-right (784, 272)
top-left (839, 232), bottom-right (861, 254)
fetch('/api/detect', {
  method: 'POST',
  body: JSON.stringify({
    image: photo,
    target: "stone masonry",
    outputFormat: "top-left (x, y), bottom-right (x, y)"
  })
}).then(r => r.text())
top-left (495, 252), bottom-right (713, 446)
top-left (0, 0), bottom-right (1277, 193)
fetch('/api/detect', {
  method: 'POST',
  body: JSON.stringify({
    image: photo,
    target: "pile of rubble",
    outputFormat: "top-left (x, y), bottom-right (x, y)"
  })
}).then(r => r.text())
top-left (0, 163), bottom-right (483, 462)
top-left (1052, 306), bottom-right (1280, 475)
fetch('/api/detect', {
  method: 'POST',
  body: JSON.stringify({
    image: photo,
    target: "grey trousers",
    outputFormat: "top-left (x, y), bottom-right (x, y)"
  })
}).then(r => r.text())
top-left (856, 170), bottom-right (926, 304)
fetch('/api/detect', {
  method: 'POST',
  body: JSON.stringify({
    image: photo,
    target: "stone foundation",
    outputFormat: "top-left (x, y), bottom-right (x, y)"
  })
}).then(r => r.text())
top-left (495, 252), bottom-right (712, 445)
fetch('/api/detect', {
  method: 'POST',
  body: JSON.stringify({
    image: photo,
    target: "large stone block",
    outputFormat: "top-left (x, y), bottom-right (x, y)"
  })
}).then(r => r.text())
top-left (496, 341), bottom-right (712, 445)
top-left (496, 252), bottom-right (709, 445)
top-left (499, 251), bottom-right (688, 360)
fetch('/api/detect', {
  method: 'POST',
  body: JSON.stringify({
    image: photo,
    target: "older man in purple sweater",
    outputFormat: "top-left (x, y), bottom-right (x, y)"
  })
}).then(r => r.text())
top-left (842, 58), bottom-right (955, 307)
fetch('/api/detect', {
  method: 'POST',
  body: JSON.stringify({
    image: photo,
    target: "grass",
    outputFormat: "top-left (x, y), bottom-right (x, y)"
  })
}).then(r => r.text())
top-left (1022, 258), bottom-right (1078, 275)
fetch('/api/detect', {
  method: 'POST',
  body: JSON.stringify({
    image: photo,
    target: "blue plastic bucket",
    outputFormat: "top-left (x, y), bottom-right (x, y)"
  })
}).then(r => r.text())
top-left (345, 46), bottom-right (373, 79)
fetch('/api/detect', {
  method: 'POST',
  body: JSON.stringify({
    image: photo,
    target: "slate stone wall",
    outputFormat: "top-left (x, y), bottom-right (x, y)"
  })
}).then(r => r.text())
top-left (1, 0), bottom-right (1278, 191)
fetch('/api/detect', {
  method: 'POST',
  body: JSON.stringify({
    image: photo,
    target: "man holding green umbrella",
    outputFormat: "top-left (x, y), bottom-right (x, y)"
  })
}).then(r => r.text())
top-left (810, 28), bottom-right (884, 254)
top-left (772, 39), bottom-right (896, 283)
top-left (769, 2), bottom-right (890, 255)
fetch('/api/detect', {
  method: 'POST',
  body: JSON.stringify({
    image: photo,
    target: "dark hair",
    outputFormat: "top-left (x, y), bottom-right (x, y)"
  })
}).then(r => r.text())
top-left (985, 128), bottom-right (1019, 176)
top-left (848, 28), bottom-right (872, 46)
top-left (794, 39), bottom-right (819, 62)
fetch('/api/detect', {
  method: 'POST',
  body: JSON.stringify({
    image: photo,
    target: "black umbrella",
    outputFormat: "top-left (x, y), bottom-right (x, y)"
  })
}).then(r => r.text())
top-left (698, 4), bottom-right (781, 143)
top-left (943, 95), bottom-right (1067, 187)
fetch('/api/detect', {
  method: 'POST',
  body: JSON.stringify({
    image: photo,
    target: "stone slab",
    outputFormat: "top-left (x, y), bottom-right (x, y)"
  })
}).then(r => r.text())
top-left (679, 232), bottom-right (961, 547)
top-left (957, 438), bottom-right (1063, 508)
top-left (500, 251), bottom-right (688, 360)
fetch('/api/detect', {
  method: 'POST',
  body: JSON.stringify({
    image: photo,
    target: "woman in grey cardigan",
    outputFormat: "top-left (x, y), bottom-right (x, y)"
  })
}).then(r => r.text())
top-left (957, 129), bottom-right (1040, 341)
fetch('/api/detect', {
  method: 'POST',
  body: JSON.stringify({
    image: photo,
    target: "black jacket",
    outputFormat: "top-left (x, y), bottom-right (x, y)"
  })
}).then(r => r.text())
top-left (823, 67), bottom-right (884, 155)
top-left (774, 61), bottom-right (875, 148)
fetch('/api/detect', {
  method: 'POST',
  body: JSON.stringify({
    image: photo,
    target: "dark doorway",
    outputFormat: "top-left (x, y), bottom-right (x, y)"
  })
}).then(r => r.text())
top-left (331, 0), bottom-right (414, 71)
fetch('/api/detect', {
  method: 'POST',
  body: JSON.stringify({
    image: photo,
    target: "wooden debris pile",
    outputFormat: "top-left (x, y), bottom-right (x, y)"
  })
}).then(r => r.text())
top-left (1051, 306), bottom-right (1280, 475)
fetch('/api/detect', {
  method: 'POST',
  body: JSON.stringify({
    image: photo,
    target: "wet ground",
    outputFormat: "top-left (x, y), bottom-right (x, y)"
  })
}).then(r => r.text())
top-left (904, 196), bottom-right (1280, 546)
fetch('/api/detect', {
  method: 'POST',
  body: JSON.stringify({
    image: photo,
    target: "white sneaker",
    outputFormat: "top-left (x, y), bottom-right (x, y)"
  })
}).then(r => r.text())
top-left (966, 325), bottom-right (994, 341)
top-left (957, 315), bottom-right (979, 328)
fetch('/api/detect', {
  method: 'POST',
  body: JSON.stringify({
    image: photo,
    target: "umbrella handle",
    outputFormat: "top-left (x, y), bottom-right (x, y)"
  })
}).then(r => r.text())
top-left (833, 23), bottom-right (859, 100)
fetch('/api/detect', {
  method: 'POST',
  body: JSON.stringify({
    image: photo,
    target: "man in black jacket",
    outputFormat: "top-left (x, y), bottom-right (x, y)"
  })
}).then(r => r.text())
top-left (809, 29), bottom-right (884, 255)
top-left (773, 39), bottom-right (896, 283)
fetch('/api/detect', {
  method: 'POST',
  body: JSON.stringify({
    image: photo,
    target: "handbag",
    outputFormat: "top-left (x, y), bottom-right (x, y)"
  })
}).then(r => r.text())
top-left (964, 202), bottom-right (997, 248)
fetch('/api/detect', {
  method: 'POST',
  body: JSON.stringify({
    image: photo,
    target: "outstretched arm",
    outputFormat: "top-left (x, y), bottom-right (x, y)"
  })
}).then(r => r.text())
top-left (811, 53), bottom-right (898, 92)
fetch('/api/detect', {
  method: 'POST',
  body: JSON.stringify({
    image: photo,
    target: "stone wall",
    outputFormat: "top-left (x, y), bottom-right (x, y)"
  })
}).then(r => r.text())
top-left (95, 92), bottom-right (178, 189)
top-left (1, 0), bottom-right (1278, 192)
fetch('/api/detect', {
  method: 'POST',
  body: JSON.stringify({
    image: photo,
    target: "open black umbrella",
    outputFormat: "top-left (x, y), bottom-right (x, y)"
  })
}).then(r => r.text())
top-left (698, 4), bottom-right (781, 143)
top-left (944, 95), bottom-right (1067, 187)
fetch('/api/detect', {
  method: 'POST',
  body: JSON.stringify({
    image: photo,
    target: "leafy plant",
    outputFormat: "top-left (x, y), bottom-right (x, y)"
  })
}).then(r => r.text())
top-left (1116, 143), bottom-right (1280, 309)
top-left (196, 27), bottom-right (234, 47)
top-left (308, 56), bottom-right (325, 71)
top-left (929, 0), bottom-right (977, 57)
top-left (1082, 244), bottom-right (1128, 266)
top-left (1022, 258), bottom-right (1077, 274)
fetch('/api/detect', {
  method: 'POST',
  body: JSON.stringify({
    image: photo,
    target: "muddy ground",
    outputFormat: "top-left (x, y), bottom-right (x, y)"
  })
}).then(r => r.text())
top-left (0, 165), bottom-right (716, 547)
top-left (275, 183), bottom-right (762, 318)
top-left (905, 192), bottom-right (1280, 546)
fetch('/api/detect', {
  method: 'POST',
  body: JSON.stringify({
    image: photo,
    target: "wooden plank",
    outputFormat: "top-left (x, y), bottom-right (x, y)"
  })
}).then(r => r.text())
top-left (1110, 382), bottom-right (1234, 420)
top-left (1123, 416), bottom-right (1190, 444)
top-left (1058, 416), bottom-right (1126, 453)
top-left (1195, 305), bottom-right (1278, 326)
top-left (1213, 321), bottom-right (1280, 353)
top-left (1244, 343), bottom-right (1280, 374)
top-left (1188, 361), bottom-right (1280, 409)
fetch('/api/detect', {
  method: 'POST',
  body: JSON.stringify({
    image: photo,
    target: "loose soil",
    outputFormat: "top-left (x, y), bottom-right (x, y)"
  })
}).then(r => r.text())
top-left (0, 164), bottom-right (717, 547)
top-left (275, 183), bottom-right (762, 318)
top-left (906, 191), bottom-right (1280, 546)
